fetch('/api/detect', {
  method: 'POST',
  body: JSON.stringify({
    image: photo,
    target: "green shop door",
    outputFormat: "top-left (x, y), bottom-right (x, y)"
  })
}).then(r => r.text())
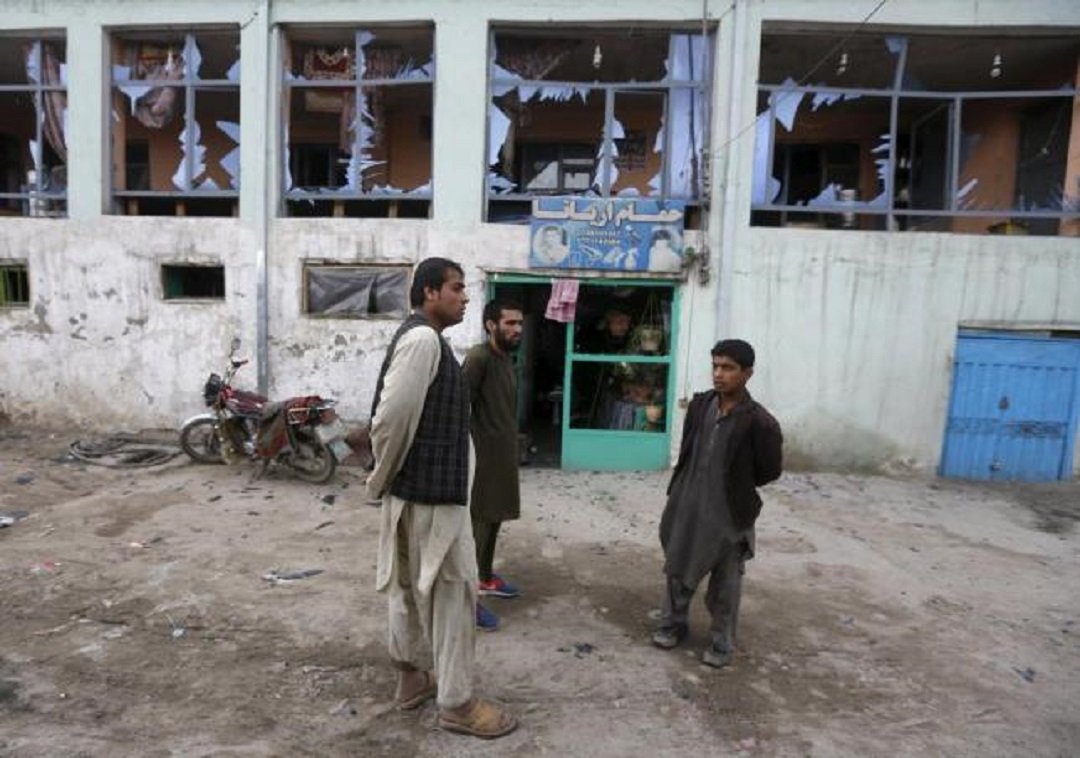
top-left (489, 274), bottom-right (678, 471)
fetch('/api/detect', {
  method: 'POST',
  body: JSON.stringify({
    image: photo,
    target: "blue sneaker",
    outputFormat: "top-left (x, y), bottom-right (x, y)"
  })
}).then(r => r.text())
top-left (478, 574), bottom-right (520, 599)
top-left (476, 603), bottom-right (500, 632)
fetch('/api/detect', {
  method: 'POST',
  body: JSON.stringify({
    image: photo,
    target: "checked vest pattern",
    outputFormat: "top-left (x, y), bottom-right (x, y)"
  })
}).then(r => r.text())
top-left (371, 313), bottom-right (470, 505)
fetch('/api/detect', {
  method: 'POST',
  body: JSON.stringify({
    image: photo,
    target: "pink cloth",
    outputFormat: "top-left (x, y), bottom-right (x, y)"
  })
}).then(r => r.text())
top-left (545, 279), bottom-right (580, 323)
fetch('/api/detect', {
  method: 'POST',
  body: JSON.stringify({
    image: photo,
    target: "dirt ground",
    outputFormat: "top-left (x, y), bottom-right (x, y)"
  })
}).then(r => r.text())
top-left (1, 426), bottom-right (1078, 757)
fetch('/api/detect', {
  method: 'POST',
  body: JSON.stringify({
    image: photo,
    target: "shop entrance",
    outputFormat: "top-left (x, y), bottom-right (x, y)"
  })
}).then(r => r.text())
top-left (489, 274), bottom-right (679, 471)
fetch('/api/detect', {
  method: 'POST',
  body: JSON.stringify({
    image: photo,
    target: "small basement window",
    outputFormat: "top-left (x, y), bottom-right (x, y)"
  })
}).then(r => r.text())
top-left (162, 264), bottom-right (225, 300)
top-left (303, 264), bottom-right (409, 318)
top-left (0, 262), bottom-right (30, 306)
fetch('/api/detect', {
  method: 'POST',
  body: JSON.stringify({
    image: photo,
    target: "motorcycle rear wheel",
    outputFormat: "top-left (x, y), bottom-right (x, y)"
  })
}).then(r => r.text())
top-left (180, 417), bottom-right (224, 464)
top-left (286, 430), bottom-right (337, 483)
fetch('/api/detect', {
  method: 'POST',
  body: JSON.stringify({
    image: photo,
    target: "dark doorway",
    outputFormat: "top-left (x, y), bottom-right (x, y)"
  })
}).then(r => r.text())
top-left (491, 281), bottom-right (565, 468)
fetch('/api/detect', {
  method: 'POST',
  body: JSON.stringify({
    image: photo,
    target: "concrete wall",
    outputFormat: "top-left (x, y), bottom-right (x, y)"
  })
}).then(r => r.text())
top-left (1, 0), bottom-right (1078, 476)
top-left (736, 229), bottom-right (1080, 471)
top-left (0, 218), bottom-right (256, 427)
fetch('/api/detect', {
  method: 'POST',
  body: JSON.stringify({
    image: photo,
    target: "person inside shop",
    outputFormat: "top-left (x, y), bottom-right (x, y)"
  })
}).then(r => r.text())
top-left (577, 303), bottom-right (633, 355)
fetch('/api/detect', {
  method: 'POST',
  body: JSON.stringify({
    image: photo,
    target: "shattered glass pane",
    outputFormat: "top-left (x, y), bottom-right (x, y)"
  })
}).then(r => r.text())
top-left (286, 28), bottom-right (355, 81)
top-left (111, 85), bottom-right (188, 190)
top-left (191, 31), bottom-right (240, 81)
top-left (488, 88), bottom-right (604, 195)
top-left (903, 36), bottom-right (1080, 92)
top-left (954, 96), bottom-right (1076, 234)
top-left (611, 91), bottom-right (664, 197)
top-left (193, 89), bottom-right (241, 191)
top-left (759, 32), bottom-right (903, 89)
top-left (285, 83), bottom-right (432, 195)
top-left (113, 32), bottom-right (186, 82)
top-left (898, 98), bottom-right (953, 212)
top-left (285, 26), bottom-right (434, 82)
top-left (493, 29), bottom-right (669, 83)
top-left (0, 90), bottom-right (66, 213)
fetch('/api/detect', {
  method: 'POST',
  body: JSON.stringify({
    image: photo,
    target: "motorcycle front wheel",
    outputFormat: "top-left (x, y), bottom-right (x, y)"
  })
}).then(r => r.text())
top-left (286, 429), bottom-right (337, 484)
top-left (180, 417), bottom-right (224, 464)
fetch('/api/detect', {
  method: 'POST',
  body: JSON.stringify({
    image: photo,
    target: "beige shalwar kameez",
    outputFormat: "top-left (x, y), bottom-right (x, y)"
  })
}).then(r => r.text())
top-left (367, 326), bottom-right (477, 709)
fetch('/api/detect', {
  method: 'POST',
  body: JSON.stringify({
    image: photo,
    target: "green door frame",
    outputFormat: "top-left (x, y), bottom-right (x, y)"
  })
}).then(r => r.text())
top-left (487, 272), bottom-right (680, 471)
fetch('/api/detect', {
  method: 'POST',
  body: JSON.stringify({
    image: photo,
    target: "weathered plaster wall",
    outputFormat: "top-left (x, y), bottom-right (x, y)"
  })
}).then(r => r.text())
top-left (267, 219), bottom-right (710, 437)
top-left (736, 229), bottom-right (1080, 472)
top-left (0, 219), bottom-right (256, 428)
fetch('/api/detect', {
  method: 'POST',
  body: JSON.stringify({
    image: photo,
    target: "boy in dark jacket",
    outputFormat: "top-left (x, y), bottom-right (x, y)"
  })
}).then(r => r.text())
top-left (653, 339), bottom-right (783, 667)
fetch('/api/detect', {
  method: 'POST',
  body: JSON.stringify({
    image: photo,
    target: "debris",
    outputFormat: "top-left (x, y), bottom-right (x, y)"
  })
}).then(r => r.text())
top-left (572, 642), bottom-right (595, 658)
top-left (0, 510), bottom-right (30, 527)
top-left (1014, 667), bottom-right (1036, 683)
top-left (246, 510), bottom-right (260, 516)
top-left (321, 494), bottom-right (337, 506)
top-left (315, 520), bottom-right (335, 531)
top-left (171, 626), bottom-right (186, 640)
top-left (262, 568), bottom-right (324, 584)
top-left (208, 495), bottom-right (222, 502)
top-left (70, 436), bottom-right (180, 468)
top-left (29, 560), bottom-right (61, 575)
top-left (15, 473), bottom-right (34, 485)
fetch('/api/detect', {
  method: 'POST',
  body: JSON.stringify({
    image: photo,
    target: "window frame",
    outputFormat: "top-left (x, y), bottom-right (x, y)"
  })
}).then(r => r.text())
top-left (0, 35), bottom-right (67, 217)
top-left (752, 33), bottom-right (1080, 230)
top-left (485, 28), bottom-right (714, 220)
top-left (109, 28), bottom-right (241, 210)
top-left (0, 261), bottom-right (30, 307)
top-left (301, 262), bottom-right (412, 320)
top-left (160, 262), bottom-right (227, 302)
top-left (281, 26), bottom-right (436, 211)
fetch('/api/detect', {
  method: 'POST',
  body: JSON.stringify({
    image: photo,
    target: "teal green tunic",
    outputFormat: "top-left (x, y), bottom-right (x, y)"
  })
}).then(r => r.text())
top-left (462, 342), bottom-right (521, 523)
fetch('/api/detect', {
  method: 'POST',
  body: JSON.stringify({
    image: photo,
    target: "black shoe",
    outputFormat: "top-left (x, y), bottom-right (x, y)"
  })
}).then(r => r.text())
top-left (651, 625), bottom-right (687, 650)
top-left (702, 646), bottom-right (733, 668)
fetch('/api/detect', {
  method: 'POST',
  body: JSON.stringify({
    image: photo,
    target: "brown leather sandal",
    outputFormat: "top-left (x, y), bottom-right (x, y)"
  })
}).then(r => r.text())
top-left (438, 697), bottom-right (518, 739)
top-left (396, 670), bottom-right (437, 711)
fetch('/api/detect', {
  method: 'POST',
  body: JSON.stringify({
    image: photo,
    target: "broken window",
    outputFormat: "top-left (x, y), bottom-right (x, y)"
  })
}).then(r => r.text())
top-left (162, 264), bottom-right (225, 300)
top-left (283, 26), bottom-right (433, 218)
top-left (752, 31), bottom-right (1080, 236)
top-left (303, 264), bottom-right (410, 318)
top-left (110, 30), bottom-right (240, 216)
top-left (0, 36), bottom-right (67, 217)
top-left (487, 28), bottom-right (712, 224)
top-left (0, 262), bottom-right (30, 306)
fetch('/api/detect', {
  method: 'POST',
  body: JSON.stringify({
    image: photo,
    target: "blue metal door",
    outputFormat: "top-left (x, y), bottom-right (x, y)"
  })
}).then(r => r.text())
top-left (941, 332), bottom-right (1080, 482)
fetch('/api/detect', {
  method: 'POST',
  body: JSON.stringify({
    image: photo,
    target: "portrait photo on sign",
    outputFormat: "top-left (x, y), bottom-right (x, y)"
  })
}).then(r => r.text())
top-left (647, 229), bottom-right (683, 272)
top-left (532, 224), bottom-right (570, 266)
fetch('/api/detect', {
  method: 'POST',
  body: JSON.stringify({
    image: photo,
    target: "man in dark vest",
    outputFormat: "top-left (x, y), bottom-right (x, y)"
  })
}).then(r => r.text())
top-left (368, 257), bottom-right (517, 739)
top-left (652, 339), bottom-right (783, 668)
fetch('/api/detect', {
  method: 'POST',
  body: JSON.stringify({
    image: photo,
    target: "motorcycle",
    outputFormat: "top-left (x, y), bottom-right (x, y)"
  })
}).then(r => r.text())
top-left (179, 340), bottom-right (349, 484)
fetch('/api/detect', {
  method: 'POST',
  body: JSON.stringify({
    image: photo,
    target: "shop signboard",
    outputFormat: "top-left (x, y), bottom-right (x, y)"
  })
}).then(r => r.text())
top-left (529, 197), bottom-right (687, 272)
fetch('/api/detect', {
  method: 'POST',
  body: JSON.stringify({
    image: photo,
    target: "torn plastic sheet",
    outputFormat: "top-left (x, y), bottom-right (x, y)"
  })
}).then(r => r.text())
top-left (770, 78), bottom-right (803, 131)
top-left (226, 58), bottom-right (240, 82)
top-left (184, 36), bottom-right (202, 80)
top-left (307, 268), bottom-right (408, 316)
top-left (171, 119), bottom-right (206, 191)
top-left (217, 120), bottom-right (240, 189)
top-left (592, 117), bottom-right (622, 190)
top-left (667, 34), bottom-right (710, 82)
top-left (489, 102), bottom-right (512, 167)
top-left (113, 65), bottom-right (152, 112)
top-left (955, 178), bottom-right (979, 208)
top-left (666, 87), bottom-right (706, 197)
top-left (25, 41), bottom-right (40, 84)
top-left (488, 172), bottom-right (516, 194)
top-left (751, 113), bottom-right (781, 205)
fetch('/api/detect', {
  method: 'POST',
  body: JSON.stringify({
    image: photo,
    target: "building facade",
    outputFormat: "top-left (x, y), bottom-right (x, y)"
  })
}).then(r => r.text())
top-left (1, 0), bottom-right (1078, 478)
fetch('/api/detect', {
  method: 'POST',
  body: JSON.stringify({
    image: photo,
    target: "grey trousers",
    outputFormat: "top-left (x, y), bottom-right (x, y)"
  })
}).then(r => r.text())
top-left (661, 548), bottom-right (745, 652)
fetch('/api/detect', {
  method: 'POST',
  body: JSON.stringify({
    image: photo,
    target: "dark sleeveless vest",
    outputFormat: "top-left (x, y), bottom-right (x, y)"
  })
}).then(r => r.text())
top-left (371, 313), bottom-right (470, 505)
